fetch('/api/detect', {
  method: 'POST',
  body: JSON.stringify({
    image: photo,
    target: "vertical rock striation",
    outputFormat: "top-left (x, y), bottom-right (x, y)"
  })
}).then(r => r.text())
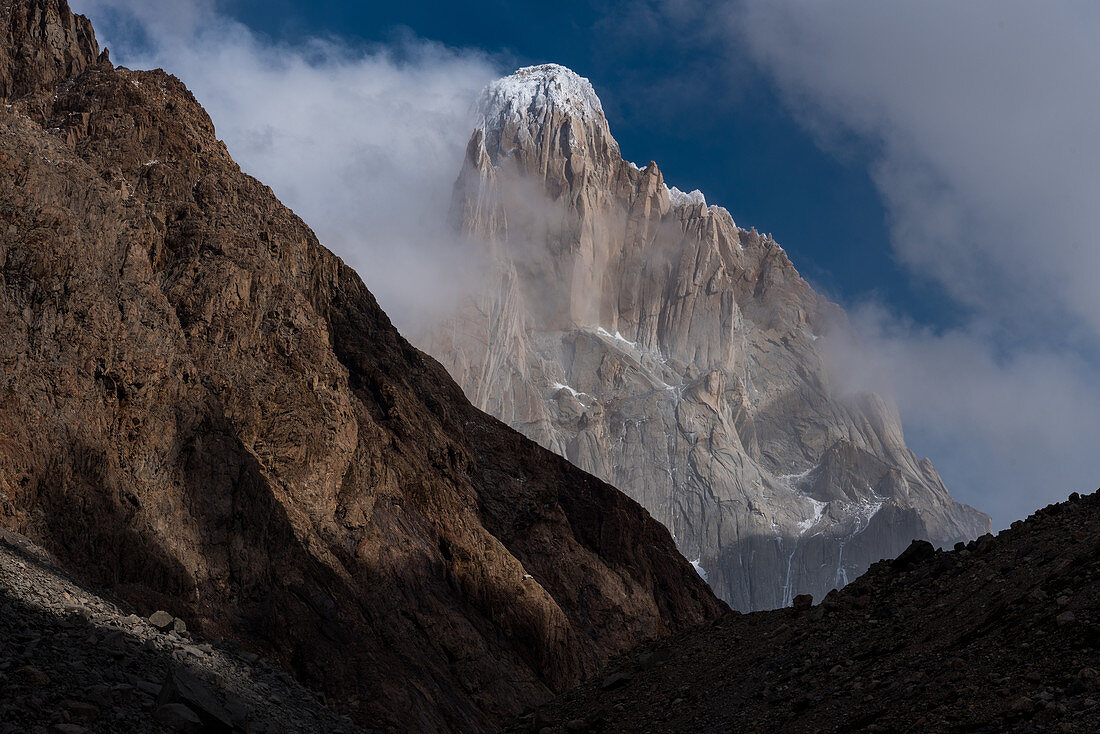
top-left (0, 0), bottom-right (97, 102)
top-left (424, 64), bottom-right (991, 611)
top-left (0, 6), bottom-right (724, 731)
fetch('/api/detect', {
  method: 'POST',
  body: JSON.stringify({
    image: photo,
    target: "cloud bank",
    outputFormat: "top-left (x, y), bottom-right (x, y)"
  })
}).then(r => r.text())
top-left (728, 0), bottom-right (1100, 526)
top-left (73, 0), bottom-right (500, 333)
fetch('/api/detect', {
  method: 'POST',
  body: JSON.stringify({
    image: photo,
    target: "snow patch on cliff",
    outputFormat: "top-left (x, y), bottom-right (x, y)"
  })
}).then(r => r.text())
top-left (551, 382), bottom-right (586, 399)
top-left (667, 186), bottom-right (706, 208)
top-left (665, 187), bottom-right (740, 235)
top-left (596, 326), bottom-right (638, 350)
top-left (797, 497), bottom-right (828, 534)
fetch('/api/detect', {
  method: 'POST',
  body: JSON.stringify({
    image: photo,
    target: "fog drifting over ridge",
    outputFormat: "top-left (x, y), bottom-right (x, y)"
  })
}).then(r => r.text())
top-left (723, 0), bottom-right (1100, 528)
top-left (73, 0), bottom-right (501, 335)
top-left (71, 0), bottom-right (1100, 529)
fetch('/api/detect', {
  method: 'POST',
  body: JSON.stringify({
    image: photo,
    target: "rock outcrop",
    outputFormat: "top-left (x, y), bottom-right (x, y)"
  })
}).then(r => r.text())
top-left (424, 64), bottom-right (991, 611)
top-left (506, 488), bottom-right (1100, 733)
top-left (0, 5), bottom-right (724, 732)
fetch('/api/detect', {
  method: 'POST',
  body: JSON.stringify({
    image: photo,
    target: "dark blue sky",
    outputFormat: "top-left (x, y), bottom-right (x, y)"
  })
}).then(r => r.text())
top-left (224, 0), bottom-right (958, 329)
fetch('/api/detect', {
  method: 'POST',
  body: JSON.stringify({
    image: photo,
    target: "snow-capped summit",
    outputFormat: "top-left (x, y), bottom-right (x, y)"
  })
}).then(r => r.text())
top-left (476, 63), bottom-right (605, 132)
top-left (432, 57), bottom-right (991, 613)
top-left (668, 186), bottom-right (707, 209)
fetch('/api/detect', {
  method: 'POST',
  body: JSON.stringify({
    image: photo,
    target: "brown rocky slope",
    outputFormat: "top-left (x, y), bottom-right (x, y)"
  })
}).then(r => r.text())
top-left (508, 487), bottom-right (1100, 733)
top-left (0, 2), bottom-right (724, 731)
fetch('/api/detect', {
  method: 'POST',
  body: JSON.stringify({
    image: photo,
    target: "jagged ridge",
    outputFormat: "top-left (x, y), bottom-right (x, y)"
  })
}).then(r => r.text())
top-left (425, 63), bottom-right (990, 611)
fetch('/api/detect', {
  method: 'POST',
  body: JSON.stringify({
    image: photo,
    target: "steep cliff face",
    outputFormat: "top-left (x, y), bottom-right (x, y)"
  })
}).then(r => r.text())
top-left (424, 64), bottom-right (990, 611)
top-left (0, 0), bottom-right (97, 101)
top-left (0, 6), bottom-right (724, 732)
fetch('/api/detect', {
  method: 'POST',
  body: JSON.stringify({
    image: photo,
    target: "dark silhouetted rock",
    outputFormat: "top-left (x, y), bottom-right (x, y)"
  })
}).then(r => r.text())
top-left (158, 667), bottom-right (235, 732)
top-left (58, 700), bottom-right (99, 722)
top-left (154, 703), bottom-right (203, 733)
top-left (15, 665), bottom-right (50, 686)
top-left (600, 672), bottom-right (632, 691)
top-left (0, 529), bottom-right (360, 733)
top-left (892, 539), bottom-right (935, 570)
top-left (505, 489), bottom-right (1100, 732)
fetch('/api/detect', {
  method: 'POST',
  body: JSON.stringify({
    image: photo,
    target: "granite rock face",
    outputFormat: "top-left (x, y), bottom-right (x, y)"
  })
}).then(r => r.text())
top-left (0, 7), bottom-right (724, 732)
top-left (424, 64), bottom-right (991, 611)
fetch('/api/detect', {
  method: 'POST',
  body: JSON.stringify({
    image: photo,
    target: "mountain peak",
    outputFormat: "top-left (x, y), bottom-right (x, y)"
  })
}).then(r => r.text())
top-left (476, 63), bottom-right (605, 132)
top-left (439, 57), bottom-right (989, 614)
top-left (1, 0), bottom-right (98, 101)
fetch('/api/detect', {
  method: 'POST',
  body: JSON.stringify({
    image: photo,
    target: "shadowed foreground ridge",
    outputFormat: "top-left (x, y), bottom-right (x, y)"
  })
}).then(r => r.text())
top-left (0, 528), bottom-right (363, 733)
top-left (510, 489), bottom-right (1100, 733)
top-left (0, 2), bottom-right (724, 730)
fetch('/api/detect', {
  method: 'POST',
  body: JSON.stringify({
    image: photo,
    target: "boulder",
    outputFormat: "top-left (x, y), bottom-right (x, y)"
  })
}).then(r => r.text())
top-left (148, 611), bottom-right (174, 631)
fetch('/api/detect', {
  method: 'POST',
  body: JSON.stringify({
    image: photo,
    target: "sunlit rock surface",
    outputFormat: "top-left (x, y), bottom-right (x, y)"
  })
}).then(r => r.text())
top-left (423, 64), bottom-right (990, 611)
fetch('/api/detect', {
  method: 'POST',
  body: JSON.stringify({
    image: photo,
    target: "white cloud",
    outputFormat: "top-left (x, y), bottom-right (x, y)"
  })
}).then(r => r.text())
top-left (729, 0), bottom-right (1100, 526)
top-left (825, 305), bottom-right (1100, 529)
top-left (734, 1), bottom-right (1100, 330)
top-left (73, 0), bottom-right (501, 333)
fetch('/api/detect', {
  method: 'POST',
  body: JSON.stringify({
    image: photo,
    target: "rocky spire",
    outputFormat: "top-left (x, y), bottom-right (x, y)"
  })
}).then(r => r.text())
top-left (0, 0), bottom-right (99, 102)
top-left (465, 63), bottom-right (622, 194)
top-left (426, 65), bottom-right (991, 611)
